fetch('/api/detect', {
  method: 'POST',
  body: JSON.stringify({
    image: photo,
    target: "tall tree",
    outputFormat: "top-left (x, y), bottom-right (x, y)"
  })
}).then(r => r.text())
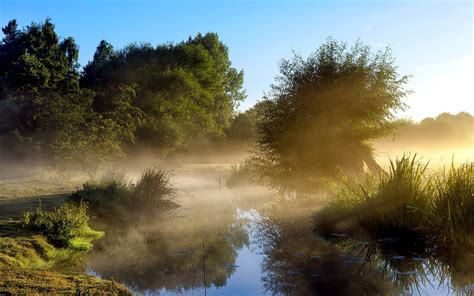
top-left (81, 33), bottom-right (245, 154)
top-left (254, 39), bottom-right (410, 193)
top-left (0, 19), bottom-right (125, 171)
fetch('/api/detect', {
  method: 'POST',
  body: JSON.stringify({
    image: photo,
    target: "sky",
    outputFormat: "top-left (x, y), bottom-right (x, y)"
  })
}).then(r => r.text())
top-left (0, 0), bottom-right (472, 121)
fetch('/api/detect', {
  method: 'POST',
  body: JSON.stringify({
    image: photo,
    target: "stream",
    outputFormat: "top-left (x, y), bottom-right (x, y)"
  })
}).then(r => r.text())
top-left (85, 171), bottom-right (474, 295)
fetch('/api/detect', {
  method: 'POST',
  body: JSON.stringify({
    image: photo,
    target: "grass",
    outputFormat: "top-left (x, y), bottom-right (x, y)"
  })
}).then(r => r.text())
top-left (0, 267), bottom-right (130, 295)
top-left (313, 155), bottom-right (473, 246)
top-left (0, 204), bottom-right (130, 294)
top-left (70, 167), bottom-right (177, 220)
top-left (430, 162), bottom-right (473, 243)
top-left (0, 178), bottom-right (83, 200)
top-left (226, 159), bottom-right (262, 188)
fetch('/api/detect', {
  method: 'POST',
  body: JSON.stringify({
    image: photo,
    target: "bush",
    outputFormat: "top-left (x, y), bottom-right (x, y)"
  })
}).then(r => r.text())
top-left (22, 201), bottom-right (91, 247)
top-left (70, 178), bottom-right (129, 216)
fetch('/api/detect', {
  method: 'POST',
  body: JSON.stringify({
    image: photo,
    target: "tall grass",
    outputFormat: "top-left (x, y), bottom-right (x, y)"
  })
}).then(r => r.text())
top-left (70, 167), bottom-right (176, 218)
top-left (360, 155), bottom-right (430, 231)
top-left (313, 155), bottom-right (473, 245)
top-left (430, 162), bottom-right (473, 243)
top-left (226, 160), bottom-right (256, 188)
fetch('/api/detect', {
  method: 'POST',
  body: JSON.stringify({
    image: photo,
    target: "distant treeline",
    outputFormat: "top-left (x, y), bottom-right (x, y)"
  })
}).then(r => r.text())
top-left (0, 19), bottom-right (245, 171)
top-left (380, 112), bottom-right (473, 149)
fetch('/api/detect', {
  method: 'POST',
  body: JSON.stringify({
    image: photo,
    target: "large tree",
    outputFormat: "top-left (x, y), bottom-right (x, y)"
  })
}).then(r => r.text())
top-left (81, 33), bottom-right (245, 154)
top-left (0, 19), bottom-right (126, 171)
top-left (254, 39), bottom-right (410, 193)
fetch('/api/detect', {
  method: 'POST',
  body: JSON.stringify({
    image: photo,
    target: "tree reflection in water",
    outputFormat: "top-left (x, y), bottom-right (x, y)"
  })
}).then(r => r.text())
top-left (254, 199), bottom-right (474, 295)
top-left (253, 202), bottom-right (398, 296)
top-left (88, 205), bottom-right (249, 294)
top-left (85, 176), bottom-right (473, 295)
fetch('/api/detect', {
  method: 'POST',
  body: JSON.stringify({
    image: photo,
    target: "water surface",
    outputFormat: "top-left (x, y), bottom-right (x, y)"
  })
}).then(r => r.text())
top-left (86, 172), bottom-right (474, 295)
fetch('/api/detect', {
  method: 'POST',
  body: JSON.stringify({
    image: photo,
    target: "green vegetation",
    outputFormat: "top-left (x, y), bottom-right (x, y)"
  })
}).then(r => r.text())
top-left (0, 19), bottom-right (125, 173)
top-left (71, 168), bottom-right (176, 219)
top-left (0, 18), bottom-right (245, 173)
top-left (82, 34), bottom-right (245, 155)
top-left (0, 215), bottom-right (128, 294)
top-left (0, 267), bottom-right (130, 295)
top-left (225, 101), bottom-right (267, 143)
top-left (22, 201), bottom-right (102, 248)
top-left (431, 161), bottom-right (473, 243)
top-left (313, 155), bottom-right (473, 246)
top-left (252, 39), bottom-right (410, 194)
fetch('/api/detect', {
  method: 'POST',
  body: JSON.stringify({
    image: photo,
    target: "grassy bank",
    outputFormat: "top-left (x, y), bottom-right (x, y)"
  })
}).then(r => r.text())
top-left (313, 155), bottom-right (473, 246)
top-left (0, 202), bottom-right (130, 294)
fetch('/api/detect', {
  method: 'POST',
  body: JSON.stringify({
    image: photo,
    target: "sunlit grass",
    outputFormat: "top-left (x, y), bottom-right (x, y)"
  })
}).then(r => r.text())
top-left (313, 155), bottom-right (473, 245)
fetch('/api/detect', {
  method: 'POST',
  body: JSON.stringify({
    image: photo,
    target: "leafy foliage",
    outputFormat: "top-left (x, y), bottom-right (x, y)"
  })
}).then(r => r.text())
top-left (253, 39), bottom-right (410, 193)
top-left (0, 19), bottom-right (245, 170)
top-left (225, 100), bottom-right (267, 142)
top-left (82, 33), bottom-right (245, 154)
top-left (0, 19), bottom-right (129, 171)
top-left (380, 112), bottom-right (474, 149)
top-left (22, 201), bottom-right (95, 247)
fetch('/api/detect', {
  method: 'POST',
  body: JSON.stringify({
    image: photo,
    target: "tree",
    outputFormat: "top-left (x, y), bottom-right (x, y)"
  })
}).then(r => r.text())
top-left (226, 101), bottom-right (267, 142)
top-left (81, 33), bottom-right (245, 154)
top-left (0, 19), bottom-right (126, 172)
top-left (253, 39), bottom-right (410, 193)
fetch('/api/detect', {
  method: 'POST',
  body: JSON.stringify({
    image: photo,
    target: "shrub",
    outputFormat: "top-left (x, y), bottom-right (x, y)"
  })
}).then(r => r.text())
top-left (22, 201), bottom-right (91, 247)
top-left (70, 178), bottom-right (129, 216)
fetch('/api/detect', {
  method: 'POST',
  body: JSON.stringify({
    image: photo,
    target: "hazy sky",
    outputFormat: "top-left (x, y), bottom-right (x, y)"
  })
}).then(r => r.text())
top-left (1, 0), bottom-right (472, 121)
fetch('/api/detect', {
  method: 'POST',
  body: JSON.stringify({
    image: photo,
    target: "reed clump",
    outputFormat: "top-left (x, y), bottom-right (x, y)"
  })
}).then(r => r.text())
top-left (226, 160), bottom-right (257, 188)
top-left (70, 167), bottom-right (176, 219)
top-left (314, 155), bottom-right (473, 245)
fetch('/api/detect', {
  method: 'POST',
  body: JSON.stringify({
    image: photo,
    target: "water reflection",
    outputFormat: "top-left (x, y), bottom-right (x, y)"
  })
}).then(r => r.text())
top-left (254, 200), bottom-right (474, 295)
top-left (85, 173), bottom-right (473, 295)
top-left (253, 204), bottom-right (399, 295)
top-left (333, 235), bottom-right (474, 295)
top-left (88, 206), bottom-right (249, 294)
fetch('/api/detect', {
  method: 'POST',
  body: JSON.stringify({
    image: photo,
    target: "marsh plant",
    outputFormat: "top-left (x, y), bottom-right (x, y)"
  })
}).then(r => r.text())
top-left (226, 160), bottom-right (258, 188)
top-left (314, 155), bottom-right (473, 245)
top-left (70, 168), bottom-right (176, 219)
top-left (430, 162), bottom-right (473, 243)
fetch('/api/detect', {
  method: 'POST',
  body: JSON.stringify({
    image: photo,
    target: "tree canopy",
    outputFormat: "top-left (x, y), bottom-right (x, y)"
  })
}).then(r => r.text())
top-left (0, 19), bottom-right (123, 172)
top-left (81, 33), bottom-right (245, 154)
top-left (0, 19), bottom-right (245, 172)
top-left (253, 39), bottom-right (410, 193)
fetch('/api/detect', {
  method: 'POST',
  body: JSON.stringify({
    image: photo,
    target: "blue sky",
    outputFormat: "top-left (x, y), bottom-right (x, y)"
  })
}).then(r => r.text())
top-left (1, 0), bottom-right (472, 120)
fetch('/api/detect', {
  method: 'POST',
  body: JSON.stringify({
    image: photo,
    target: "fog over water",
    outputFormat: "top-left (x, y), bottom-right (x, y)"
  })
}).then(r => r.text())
top-left (84, 167), bottom-right (473, 296)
